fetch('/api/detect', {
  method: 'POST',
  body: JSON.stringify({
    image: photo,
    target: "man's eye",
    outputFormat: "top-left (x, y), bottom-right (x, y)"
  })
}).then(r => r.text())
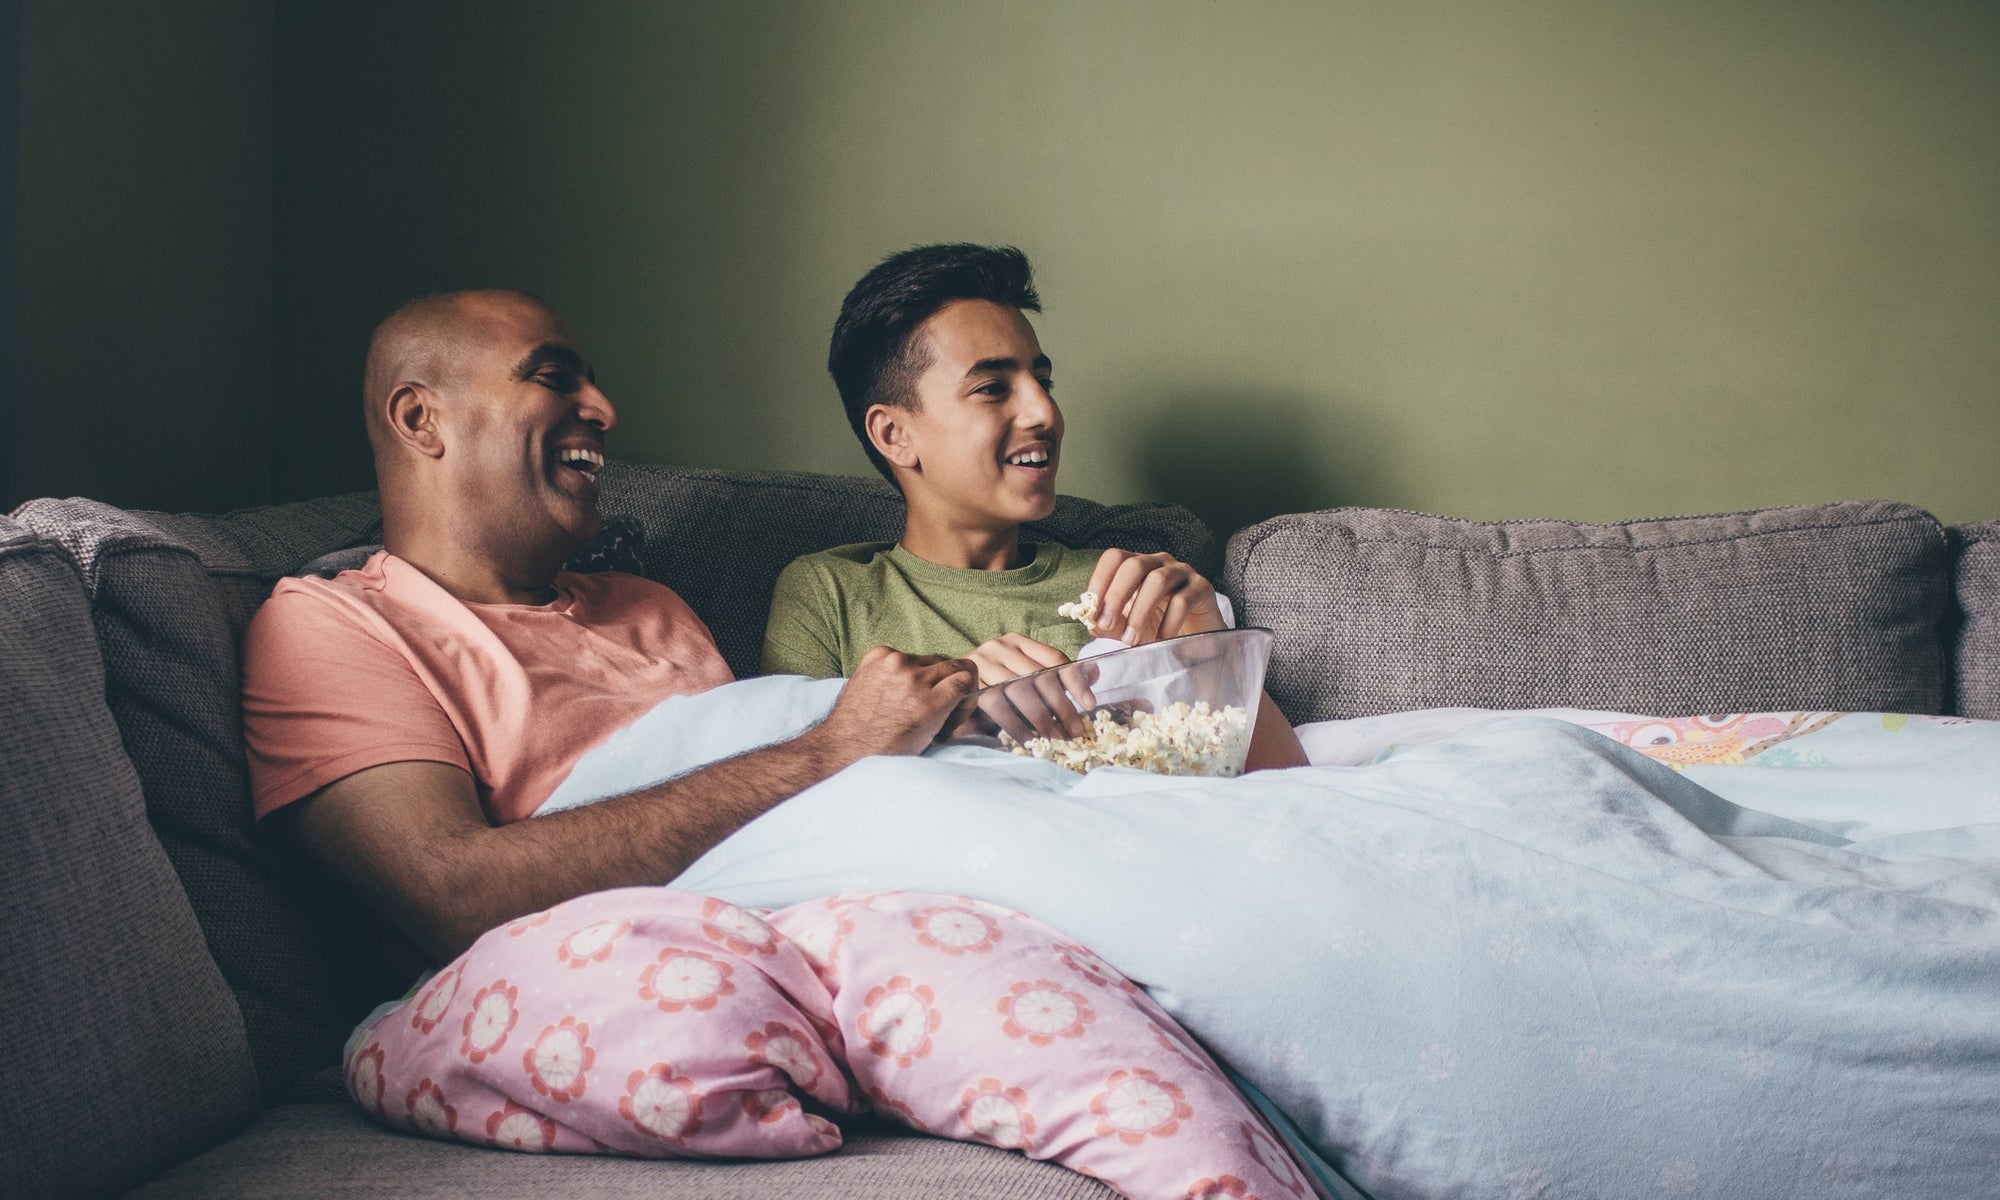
top-left (1038, 377), bottom-right (1055, 394)
top-left (976, 381), bottom-right (1008, 398)
top-left (537, 372), bottom-right (577, 392)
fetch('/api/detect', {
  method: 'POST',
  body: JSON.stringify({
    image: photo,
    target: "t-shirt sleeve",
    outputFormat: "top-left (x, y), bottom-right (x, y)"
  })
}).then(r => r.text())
top-left (760, 558), bottom-right (846, 678)
top-left (241, 586), bottom-right (471, 820)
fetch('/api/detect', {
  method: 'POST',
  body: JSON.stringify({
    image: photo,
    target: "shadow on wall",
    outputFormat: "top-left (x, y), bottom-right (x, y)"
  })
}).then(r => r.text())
top-left (1127, 388), bottom-right (1397, 545)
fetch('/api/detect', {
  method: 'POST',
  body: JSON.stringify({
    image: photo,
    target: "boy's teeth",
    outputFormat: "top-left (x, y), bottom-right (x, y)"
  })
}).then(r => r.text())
top-left (1007, 450), bottom-right (1050, 466)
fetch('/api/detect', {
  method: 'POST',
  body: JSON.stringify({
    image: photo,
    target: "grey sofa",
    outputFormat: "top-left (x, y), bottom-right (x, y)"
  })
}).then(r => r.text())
top-left (3, 463), bottom-right (1995, 1199)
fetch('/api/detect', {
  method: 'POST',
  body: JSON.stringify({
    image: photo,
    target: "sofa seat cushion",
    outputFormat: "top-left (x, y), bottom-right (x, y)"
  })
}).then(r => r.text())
top-left (1225, 501), bottom-right (1951, 722)
top-left (123, 1104), bottom-right (1119, 1199)
top-left (0, 517), bottom-right (259, 1199)
top-left (1952, 521), bottom-right (2000, 719)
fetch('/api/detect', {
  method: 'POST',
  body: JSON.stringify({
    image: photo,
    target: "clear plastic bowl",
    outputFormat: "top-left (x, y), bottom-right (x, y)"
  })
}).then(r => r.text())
top-left (941, 627), bottom-right (1274, 776)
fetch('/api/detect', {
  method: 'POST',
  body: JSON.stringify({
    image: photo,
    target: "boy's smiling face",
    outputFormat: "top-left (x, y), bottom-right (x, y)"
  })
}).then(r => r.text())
top-left (876, 298), bottom-right (1064, 533)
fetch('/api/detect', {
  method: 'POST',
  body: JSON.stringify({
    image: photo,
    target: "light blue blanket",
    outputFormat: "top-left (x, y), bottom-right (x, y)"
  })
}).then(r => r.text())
top-left (542, 678), bottom-right (2000, 1199)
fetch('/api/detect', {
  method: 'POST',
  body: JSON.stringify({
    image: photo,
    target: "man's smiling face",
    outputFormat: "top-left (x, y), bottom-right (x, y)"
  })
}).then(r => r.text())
top-left (441, 293), bottom-right (617, 562)
top-left (892, 298), bottom-right (1063, 531)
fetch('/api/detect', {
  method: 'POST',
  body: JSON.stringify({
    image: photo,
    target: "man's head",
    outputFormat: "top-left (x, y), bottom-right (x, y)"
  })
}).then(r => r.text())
top-left (364, 288), bottom-right (615, 576)
top-left (828, 244), bottom-right (1061, 530)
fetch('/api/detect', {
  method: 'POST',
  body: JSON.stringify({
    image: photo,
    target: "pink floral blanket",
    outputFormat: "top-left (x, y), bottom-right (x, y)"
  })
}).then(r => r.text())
top-left (346, 887), bottom-right (1318, 1200)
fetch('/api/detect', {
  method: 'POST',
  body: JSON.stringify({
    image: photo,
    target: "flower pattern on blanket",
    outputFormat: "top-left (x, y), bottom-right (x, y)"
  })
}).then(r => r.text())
top-left (345, 887), bottom-right (1311, 1198)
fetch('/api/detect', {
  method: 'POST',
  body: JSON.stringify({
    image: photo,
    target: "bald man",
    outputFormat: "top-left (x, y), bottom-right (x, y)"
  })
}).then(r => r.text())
top-left (242, 289), bottom-right (979, 962)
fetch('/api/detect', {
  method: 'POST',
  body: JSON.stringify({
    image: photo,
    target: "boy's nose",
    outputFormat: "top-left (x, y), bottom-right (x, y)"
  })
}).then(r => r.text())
top-left (1016, 378), bottom-right (1060, 429)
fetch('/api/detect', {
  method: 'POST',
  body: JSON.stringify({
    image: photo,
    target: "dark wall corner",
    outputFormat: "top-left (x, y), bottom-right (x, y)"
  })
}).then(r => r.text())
top-left (2, 0), bottom-right (21, 511)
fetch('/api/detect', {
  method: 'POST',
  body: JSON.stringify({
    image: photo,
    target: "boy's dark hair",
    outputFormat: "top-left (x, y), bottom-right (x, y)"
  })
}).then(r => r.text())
top-left (828, 243), bottom-right (1041, 483)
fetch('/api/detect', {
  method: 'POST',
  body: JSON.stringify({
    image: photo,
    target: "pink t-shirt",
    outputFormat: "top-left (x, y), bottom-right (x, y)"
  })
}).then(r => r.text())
top-left (242, 551), bottom-right (734, 824)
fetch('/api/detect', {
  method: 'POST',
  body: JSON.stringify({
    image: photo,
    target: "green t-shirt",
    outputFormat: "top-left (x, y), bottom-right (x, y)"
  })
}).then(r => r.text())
top-left (761, 541), bottom-right (1100, 677)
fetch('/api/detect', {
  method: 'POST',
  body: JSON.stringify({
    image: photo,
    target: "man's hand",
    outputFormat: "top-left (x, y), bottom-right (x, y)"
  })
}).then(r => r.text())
top-left (1085, 549), bottom-right (1228, 645)
top-left (811, 647), bottom-right (980, 761)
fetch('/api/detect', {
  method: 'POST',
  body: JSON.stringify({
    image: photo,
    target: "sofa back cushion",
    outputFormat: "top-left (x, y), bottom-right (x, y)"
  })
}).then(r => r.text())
top-left (12, 493), bottom-right (414, 1102)
top-left (1225, 502), bottom-right (1951, 722)
top-left (1952, 521), bottom-right (2000, 719)
top-left (597, 463), bottom-right (1219, 677)
top-left (0, 518), bottom-right (259, 1197)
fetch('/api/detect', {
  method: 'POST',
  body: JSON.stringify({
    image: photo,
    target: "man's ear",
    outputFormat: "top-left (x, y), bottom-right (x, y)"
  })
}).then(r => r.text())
top-left (385, 383), bottom-right (447, 459)
top-left (865, 403), bottom-right (920, 472)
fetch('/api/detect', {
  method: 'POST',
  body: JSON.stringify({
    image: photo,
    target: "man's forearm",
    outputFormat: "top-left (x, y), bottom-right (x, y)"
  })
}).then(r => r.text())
top-left (294, 649), bottom-right (975, 962)
top-left (420, 726), bottom-right (857, 956)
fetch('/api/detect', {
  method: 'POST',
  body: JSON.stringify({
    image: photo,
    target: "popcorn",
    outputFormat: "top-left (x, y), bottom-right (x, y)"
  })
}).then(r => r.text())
top-left (1000, 700), bottom-right (1250, 777)
top-left (1056, 590), bottom-right (1101, 631)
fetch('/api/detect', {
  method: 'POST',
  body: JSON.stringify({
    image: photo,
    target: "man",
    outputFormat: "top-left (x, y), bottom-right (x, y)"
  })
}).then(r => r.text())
top-left (242, 288), bottom-right (980, 960)
top-left (761, 243), bottom-right (1306, 769)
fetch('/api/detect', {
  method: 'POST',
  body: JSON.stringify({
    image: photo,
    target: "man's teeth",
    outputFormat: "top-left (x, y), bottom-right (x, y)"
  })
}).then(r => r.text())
top-left (557, 449), bottom-right (605, 475)
top-left (1006, 450), bottom-right (1051, 466)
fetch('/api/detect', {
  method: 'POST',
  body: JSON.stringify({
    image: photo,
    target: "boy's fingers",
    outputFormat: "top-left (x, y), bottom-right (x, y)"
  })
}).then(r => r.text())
top-left (1159, 591), bottom-right (1192, 643)
top-left (1017, 691), bottom-right (1067, 739)
top-left (1125, 566), bottom-right (1185, 645)
top-left (978, 690), bottom-right (1041, 745)
top-left (978, 643), bottom-right (1042, 685)
top-left (1085, 549), bottom-right (1130, 612)
top-left (1005, 634), bottom-right (1071, 671)
top-left (1055, 659), bottom-right (1100, 715)
top-left (1028, 670), bottom-right (1087, 738)
top-left (1099, 555), bottom-right (1159, 639)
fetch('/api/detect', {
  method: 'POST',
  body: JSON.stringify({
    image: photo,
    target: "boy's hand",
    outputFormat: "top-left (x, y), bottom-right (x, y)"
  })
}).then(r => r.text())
top-left (965, 632), bottom-right (1071, 687)
top-left (960, 634), bottom-right (1091, 742)
top-left (1085, 549), bottom-right (1227, 645)
top-left (817, 648), bottom-right (979, 760)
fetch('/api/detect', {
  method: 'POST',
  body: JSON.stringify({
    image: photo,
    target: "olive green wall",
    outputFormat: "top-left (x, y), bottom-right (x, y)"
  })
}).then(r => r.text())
top-left (268, 0), bottom-right (1999, 533)
top-left (13, 0), bottom-right (272, 513)
top-left (16, 2), bottom-right (2000, 533)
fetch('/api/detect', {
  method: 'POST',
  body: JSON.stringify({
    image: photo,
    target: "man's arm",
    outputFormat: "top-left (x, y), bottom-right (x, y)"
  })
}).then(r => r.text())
top-left (283, 648), bottom-right (976, 961)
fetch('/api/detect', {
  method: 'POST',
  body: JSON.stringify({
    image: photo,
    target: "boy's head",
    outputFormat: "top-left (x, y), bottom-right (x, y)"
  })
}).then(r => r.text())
top-left (828, 244), bottom-right (1062, 529)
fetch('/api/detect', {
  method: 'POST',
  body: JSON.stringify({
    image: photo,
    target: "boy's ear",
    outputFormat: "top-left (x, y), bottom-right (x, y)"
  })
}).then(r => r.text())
top-left (865, 403), bottom-right (920, 472)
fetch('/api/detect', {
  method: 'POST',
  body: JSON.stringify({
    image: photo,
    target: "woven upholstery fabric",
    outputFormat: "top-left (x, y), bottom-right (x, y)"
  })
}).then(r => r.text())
top-left (596, 463), bottom-right (1219, 678)
top-left (0, 518), bottom-right (258, 1199)
top-left (1952, 521), bottom-right (2000, 719)
top-left (10, 494), bottom-right (415, 1102)
top-left (125, 1104), bottom-right (1119, 1199)
top-left (1225, 501), bottom-right (1951, 722)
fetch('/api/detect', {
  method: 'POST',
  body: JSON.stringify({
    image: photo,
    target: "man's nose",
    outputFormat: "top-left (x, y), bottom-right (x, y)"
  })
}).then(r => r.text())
top-left (577, 382), bottom-right (618, 432)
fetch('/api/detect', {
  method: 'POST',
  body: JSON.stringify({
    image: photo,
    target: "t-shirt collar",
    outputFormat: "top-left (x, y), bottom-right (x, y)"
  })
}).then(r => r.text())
top-left (885, 541), bottom-right (1062, 588)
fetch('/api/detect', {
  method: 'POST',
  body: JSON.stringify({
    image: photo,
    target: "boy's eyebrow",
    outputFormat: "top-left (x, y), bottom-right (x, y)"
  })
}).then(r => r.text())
top-left (963, 354), bottom-right (1054, 378)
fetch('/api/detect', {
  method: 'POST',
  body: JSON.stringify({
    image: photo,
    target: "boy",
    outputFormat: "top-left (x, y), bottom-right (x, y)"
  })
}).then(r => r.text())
top-left (762, 244), bottom-right (1306, 770)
